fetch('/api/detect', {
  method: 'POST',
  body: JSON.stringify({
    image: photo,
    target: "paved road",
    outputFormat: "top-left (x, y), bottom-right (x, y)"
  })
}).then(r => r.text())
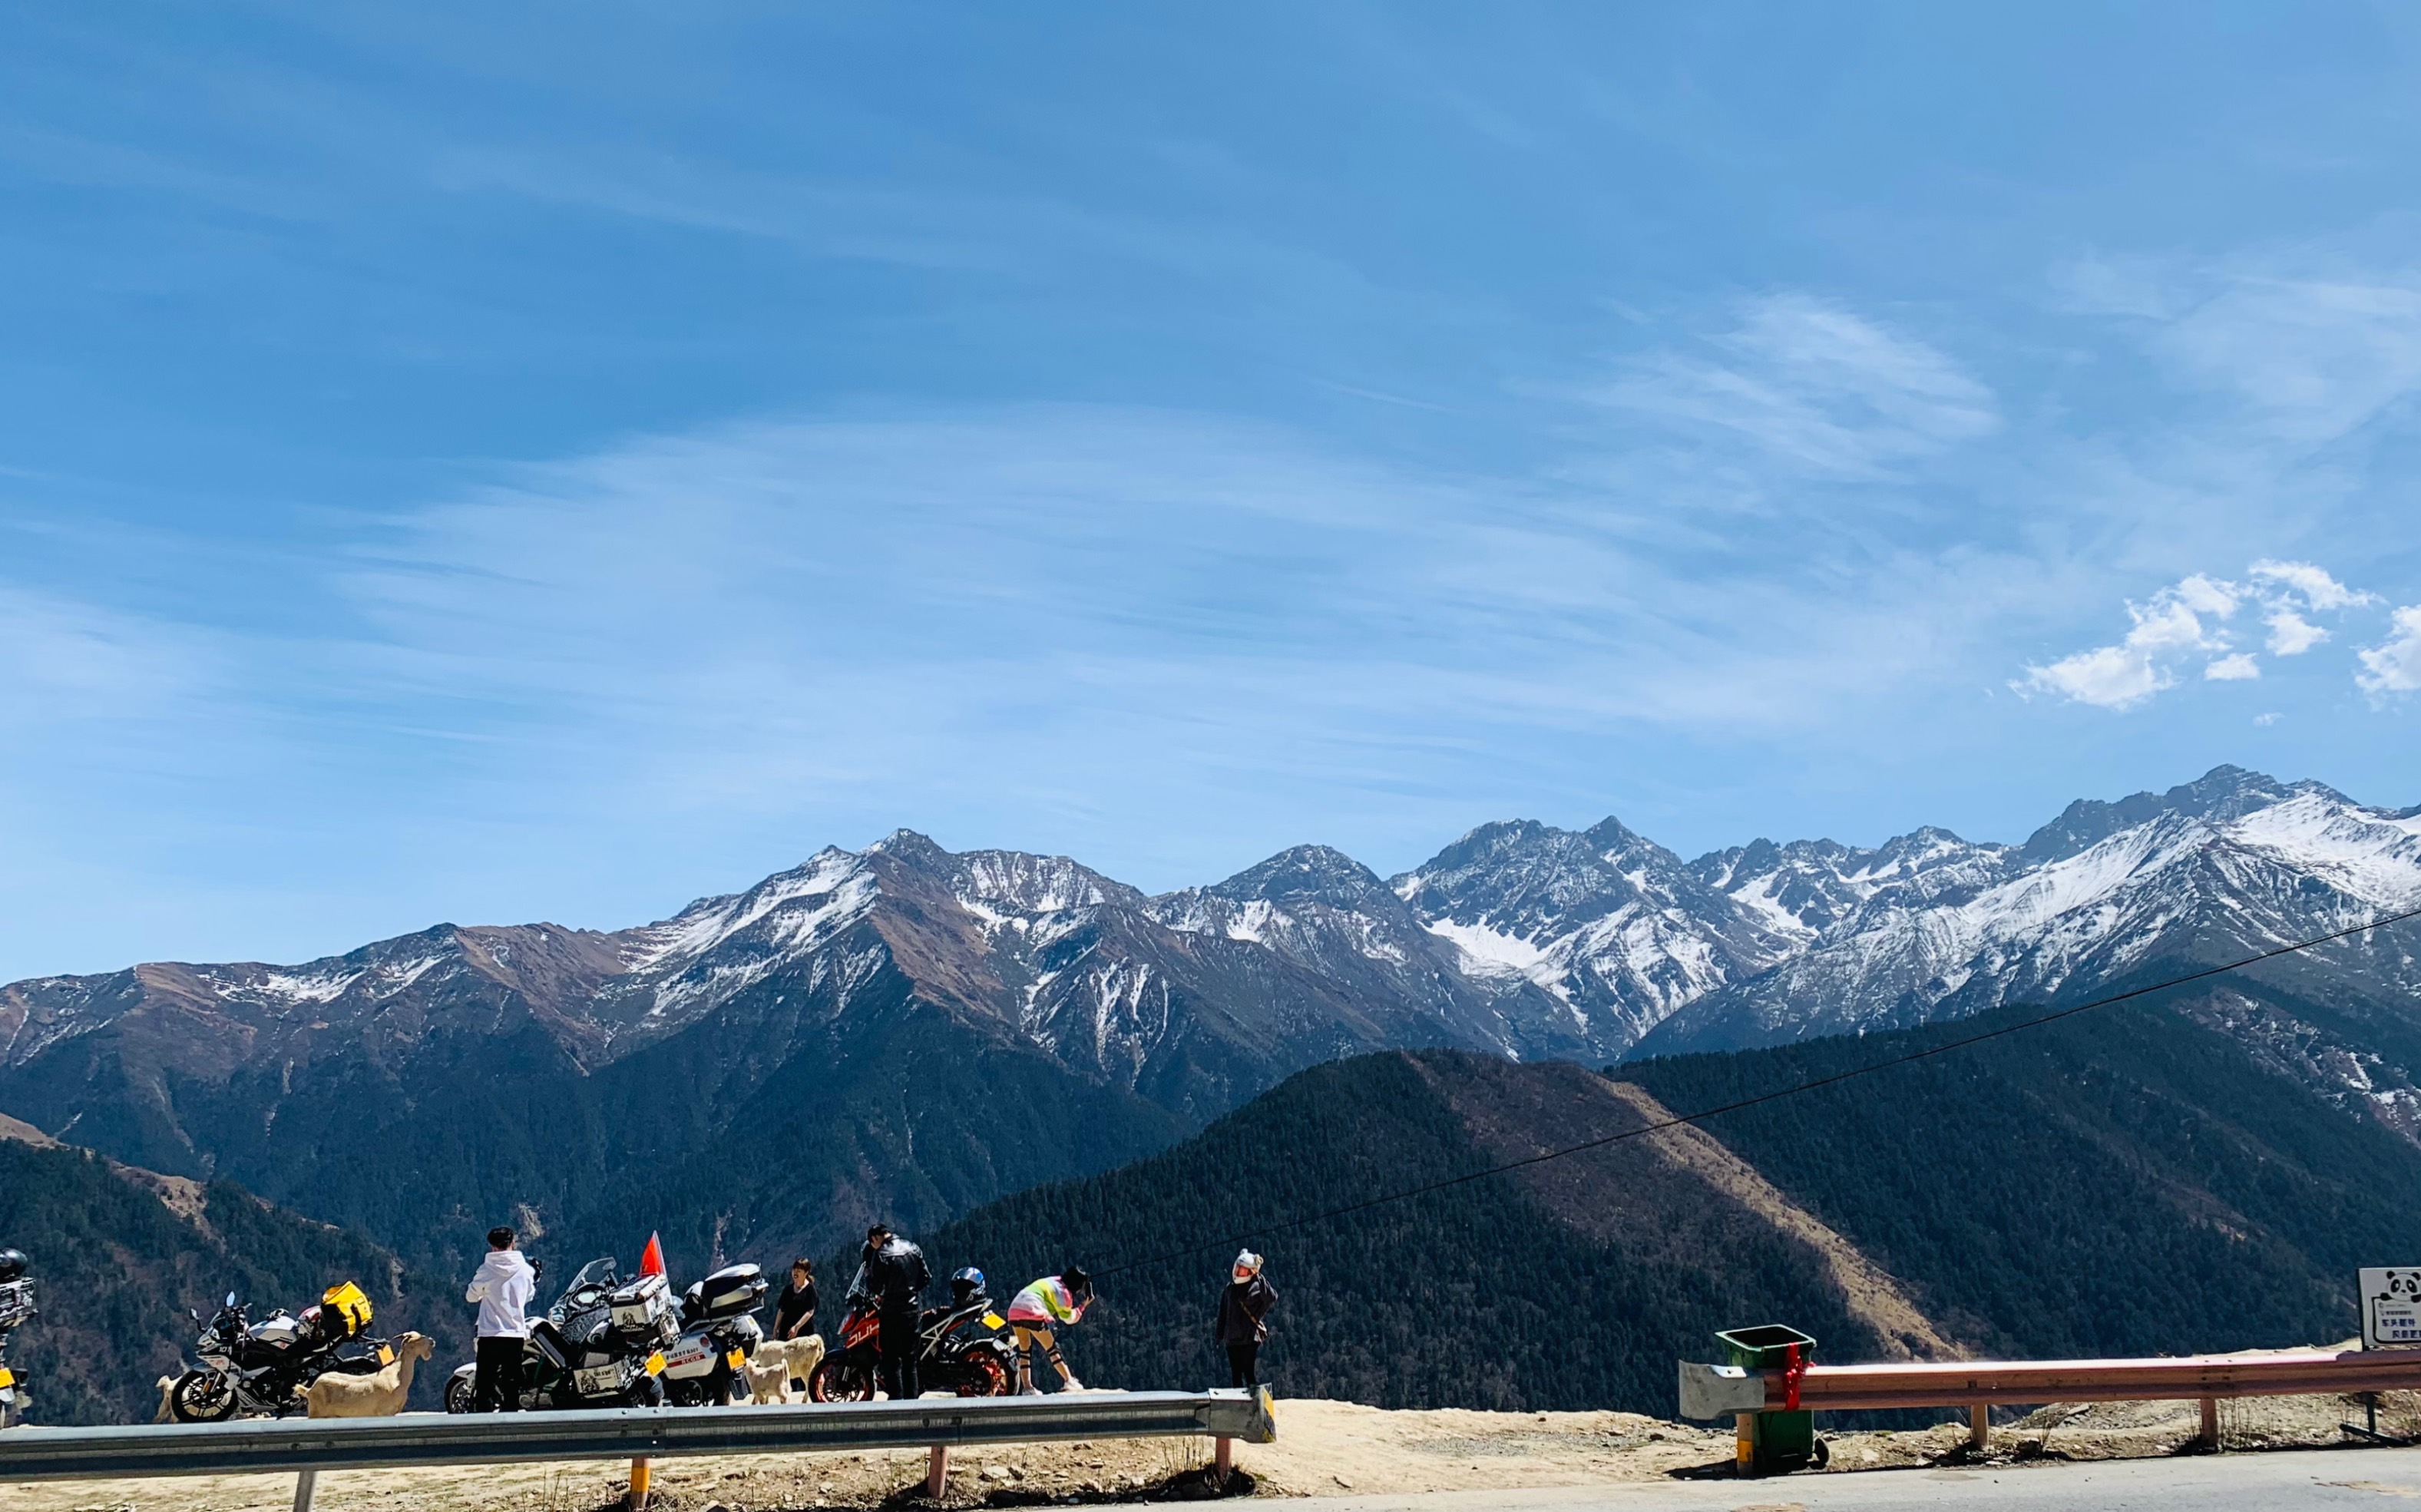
top-left (1234, 1446), bottom-right (2421, 1511)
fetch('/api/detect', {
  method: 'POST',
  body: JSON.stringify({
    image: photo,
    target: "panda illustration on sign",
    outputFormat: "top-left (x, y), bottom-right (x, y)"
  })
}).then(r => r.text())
top-left (2360, 1269), bottom-right (2421, 1350)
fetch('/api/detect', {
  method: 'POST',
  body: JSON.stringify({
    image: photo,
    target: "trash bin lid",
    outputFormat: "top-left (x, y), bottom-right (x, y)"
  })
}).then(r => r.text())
top-left (1716, 1323), bottom-right (1817, 1368)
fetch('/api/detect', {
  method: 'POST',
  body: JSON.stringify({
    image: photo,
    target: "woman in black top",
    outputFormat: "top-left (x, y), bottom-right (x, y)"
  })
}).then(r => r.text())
top-left (773, 1258), bottom-right (817, 1340)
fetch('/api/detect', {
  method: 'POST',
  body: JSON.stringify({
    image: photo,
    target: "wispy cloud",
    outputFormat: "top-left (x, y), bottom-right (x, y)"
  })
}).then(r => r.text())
top-left (1591, 293), bottom-right (1998, 481)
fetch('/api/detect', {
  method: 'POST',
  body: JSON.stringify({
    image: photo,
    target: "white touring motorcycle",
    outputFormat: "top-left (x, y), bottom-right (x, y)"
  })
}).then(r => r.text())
top-left (445, 1259), bottom-right (767, 1411)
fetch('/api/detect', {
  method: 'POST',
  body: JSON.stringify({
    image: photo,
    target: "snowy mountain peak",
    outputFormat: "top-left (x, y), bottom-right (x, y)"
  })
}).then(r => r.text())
top-left (1204, 845), bottom-right (1393, 908)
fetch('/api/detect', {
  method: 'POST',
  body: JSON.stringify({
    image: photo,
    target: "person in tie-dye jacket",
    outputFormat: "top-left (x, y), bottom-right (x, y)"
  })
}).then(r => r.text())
top-left (1007, 1266), bottom-right (1093, 1394)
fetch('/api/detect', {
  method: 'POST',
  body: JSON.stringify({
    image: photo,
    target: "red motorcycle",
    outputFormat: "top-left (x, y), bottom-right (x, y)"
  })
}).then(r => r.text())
top-left (809, 1301), bottom-right (1010, 1400)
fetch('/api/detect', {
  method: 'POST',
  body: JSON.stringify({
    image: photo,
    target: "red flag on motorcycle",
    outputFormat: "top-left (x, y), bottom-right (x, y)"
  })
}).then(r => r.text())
top-left (640, 1232), bottom-right (666, 1278)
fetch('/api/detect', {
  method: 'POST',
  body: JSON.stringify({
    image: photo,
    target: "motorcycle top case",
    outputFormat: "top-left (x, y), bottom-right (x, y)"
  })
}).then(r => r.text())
top-left (320, 1281), bottom-right (373, 1338)
top-left (693, 1263), bottom-right (768, 1320)
top-left (610, 1272), bottom-right (675, 1335)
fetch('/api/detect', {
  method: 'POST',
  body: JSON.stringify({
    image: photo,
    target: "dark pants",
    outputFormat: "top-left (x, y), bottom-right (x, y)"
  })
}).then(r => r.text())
top-left (1226, 1342), bottom-right (1259, 1388)
top-left (878, 1307), bottom-right (921, 1401)
top-left (472, 1335), bottom-right (526, 1411)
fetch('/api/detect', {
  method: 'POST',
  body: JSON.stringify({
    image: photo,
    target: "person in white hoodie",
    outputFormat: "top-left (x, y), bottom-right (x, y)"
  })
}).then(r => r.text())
top-left (465, 1226), bottom-right (536, 1411)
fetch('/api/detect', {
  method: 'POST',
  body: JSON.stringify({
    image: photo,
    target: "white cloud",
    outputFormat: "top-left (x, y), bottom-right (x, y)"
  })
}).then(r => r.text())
top-left (2253, 711), bottom-right (2282, 726)
top-left (2358, 606), bottom-right (2421, 695)
top-left (2248, 558), bottom-right (2373, 611)
top-left (2015, 642), bottom-right (2174, 710)
top-left (2019, 557), bottom-right (2403, 709)
top-left (2264, 609), bottom-right (2327, 656)
top-left (2014, 576), bottom-right (2241, 710)
top-left (2155, 276), bottom-right (2421, 445)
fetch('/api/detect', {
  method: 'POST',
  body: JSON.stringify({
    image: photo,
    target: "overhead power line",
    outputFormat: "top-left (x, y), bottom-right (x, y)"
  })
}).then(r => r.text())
top-left (1097, 901), bottom-right (2421, 1279)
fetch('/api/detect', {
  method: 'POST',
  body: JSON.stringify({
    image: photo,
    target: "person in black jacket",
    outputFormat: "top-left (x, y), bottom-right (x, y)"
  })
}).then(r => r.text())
top-left (852, 1225), bottom-right (931, 1400)
top-left (1215, 1249), bottom-right (1277, 1388)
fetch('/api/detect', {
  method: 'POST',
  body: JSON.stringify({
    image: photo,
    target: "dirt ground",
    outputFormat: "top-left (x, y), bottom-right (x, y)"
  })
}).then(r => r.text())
top-left (4, 1388), bottom-right (2416, 1512)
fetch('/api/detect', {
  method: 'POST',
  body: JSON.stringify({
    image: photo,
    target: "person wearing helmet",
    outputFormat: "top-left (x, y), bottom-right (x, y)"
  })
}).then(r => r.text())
top-left (0, 1250), bottom-right (25, 1284)
top-left (1215, 1250), bottom-right (1277, 1388)
top-left (1007, 1267), bottom-right (1093, 1394)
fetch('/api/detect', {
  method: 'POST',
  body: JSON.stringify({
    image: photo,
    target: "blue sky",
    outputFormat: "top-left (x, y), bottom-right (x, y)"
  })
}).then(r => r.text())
top-left (5, 2), bottom-right (2421, 978)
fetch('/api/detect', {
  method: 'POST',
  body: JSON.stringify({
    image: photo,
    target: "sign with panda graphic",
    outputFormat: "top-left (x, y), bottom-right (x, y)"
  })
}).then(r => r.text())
top-left (2360, 1269), bottom-right (2421, 1349)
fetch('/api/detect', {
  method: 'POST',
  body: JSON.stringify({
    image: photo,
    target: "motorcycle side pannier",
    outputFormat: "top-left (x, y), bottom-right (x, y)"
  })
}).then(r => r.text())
top-left (610, 1272), bottom-right (674, 1337)
top-left (696, 1263), bottom-right (768, 1320)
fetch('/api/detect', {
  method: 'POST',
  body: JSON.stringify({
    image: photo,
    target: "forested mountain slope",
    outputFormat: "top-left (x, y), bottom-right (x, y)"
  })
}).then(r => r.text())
top-left (931, 1008), bottom-right (2421, 1413)
top-left (0, 1120), bottom-right (465, 1424)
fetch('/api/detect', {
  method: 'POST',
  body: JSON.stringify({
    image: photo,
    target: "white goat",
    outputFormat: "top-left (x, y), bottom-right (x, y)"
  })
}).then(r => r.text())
top-left (742, 1355), bottom-right (794, 1404)
top-left (153, 1375), bottom-right (177, 1423)
top-left (762, 1333), bottom-right (824, 1394)
top-left (303, 1332), bottom-right (434, 1418)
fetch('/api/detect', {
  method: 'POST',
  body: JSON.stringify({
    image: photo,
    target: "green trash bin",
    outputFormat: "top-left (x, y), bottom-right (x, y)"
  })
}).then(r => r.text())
top-left (1716, 1324), bottom-right (1821, 1476)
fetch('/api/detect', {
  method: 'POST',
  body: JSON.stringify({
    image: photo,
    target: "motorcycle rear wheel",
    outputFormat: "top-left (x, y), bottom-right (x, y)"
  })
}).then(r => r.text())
top-left (443, 1375), bottom-right (475, 1414)
top-left (954, 1348), bottom-right (1009, 1397)
top-left (170, 1371), bottom-right (239, 1423)
top-left (809, 1356), bottom-right (875, 1403)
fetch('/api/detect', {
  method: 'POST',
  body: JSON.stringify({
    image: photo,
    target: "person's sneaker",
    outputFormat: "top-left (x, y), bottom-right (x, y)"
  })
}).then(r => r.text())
top-left (1017, 1384), bottom-right (1042, 1396)
top-left (1063, 1377), bottom-right (1086, 1391)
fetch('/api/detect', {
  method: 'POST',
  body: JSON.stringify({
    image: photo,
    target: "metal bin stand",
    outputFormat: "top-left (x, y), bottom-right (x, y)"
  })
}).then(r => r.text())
top-left (1716, 1324), bottom-right (1819, 1476)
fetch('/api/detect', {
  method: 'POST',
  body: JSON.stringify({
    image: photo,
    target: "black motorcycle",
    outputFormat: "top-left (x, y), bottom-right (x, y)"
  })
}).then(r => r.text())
top-left (445, 1257), bottom-right (672, 1412)
top-left (168, 1285), bottom-right (389, 1421)
top-left (0, 1248), bottom-right (33, 1428)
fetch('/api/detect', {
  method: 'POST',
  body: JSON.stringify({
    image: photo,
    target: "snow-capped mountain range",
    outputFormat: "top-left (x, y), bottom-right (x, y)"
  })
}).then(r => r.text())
top-left (2, 765), bottom-right (2418, 1268)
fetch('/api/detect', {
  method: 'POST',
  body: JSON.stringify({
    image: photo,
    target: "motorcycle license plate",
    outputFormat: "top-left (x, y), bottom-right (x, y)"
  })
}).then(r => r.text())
top-left (725, 1348), bottom-right (746, 1371)
top-left (645, 1352), bottom-right (666, 1376)
top-left (376, 1345), bottom-right (395, 1366)
top-left (575, 1364), bottom-right (622, 1395)
top-left (982, 1312), bottom-right (1005, 1331)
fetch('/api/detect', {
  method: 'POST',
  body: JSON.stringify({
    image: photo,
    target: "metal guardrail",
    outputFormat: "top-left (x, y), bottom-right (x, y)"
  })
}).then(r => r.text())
top-left (1682, 1346), bottom-right (2421, 1453)
top-left (0, 1390), bottom-right (1276, 1483)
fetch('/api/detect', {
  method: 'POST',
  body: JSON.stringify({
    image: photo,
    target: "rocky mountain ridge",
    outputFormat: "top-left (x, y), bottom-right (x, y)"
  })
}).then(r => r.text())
top-left (4, 765), bottom-right (2418, 1274)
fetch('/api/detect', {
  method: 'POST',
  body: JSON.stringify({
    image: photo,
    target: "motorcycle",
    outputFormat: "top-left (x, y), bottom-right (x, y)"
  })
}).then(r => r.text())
top-left (0, 1248), bottom-right (33, 1428)
top-left (662, 1264), bottom-right (769, 1407)
top-left (444, 1257), bottom-right (672, 1412)
top-left (809, 1296), bottom-right (1010, 1401)
top-left (168, 1282), bottom-right (388, 1421)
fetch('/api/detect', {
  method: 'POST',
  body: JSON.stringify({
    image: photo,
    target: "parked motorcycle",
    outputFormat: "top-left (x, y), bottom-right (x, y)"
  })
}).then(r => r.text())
top-left (444, 1257), bottom-right (672, 1412)
top-left (809, 1295), bottom-right (1010, 1401)
top-left (0, 1249), bottom-right (34, 1428)
top-left (168, 1282), bottom-right (387, 1421)
top-left (662, 1263), bottom-right (769, 1406)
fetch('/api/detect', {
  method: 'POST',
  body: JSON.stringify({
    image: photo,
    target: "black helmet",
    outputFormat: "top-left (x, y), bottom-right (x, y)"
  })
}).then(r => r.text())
top-left (1062, 1265), bottom-right (1091, 1297)
top-left (950, 1267), bottom-right (987, 1304)
top-left (0, 1249), bottom-right (25, 1282)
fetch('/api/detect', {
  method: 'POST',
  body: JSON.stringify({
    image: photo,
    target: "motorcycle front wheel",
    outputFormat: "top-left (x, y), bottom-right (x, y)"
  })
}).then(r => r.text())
top-left (443, 1375), bottom-right (475, 1414)
top-left (809, 1356), bottom-right (875, 1403)
top-left (622, 1374), bottom-right (665, 1408)
top-left (170, 1370), bottom-right (239, 1423)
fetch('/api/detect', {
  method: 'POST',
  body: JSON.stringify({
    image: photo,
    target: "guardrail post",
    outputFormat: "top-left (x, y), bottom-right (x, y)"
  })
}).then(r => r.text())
top-left (292, 1468), bottom-right (317, 1512)
top-left (1214, 1435), bottom-right (1233, 1484)
top-left (626, 1456), bottom-right (651, 1510)
top-left (926, 1444), bottom-right (949, 1497)
top-left (1733, 1412), bottom-right (1754, 1476)
top-left (1967, 1404), bottom-right (1989, 1451)
top-left (2199, 1397), bottom-right (2219, 1449)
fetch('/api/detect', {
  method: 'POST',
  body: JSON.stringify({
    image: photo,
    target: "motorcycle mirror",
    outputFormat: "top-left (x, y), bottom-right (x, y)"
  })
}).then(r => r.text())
top-left (224, 1291), bottom-right (237, 1308)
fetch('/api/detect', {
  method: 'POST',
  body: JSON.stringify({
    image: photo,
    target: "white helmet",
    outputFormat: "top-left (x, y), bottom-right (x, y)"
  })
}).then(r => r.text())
top-left (1232, 1250), bottom-right (1262, 1275)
